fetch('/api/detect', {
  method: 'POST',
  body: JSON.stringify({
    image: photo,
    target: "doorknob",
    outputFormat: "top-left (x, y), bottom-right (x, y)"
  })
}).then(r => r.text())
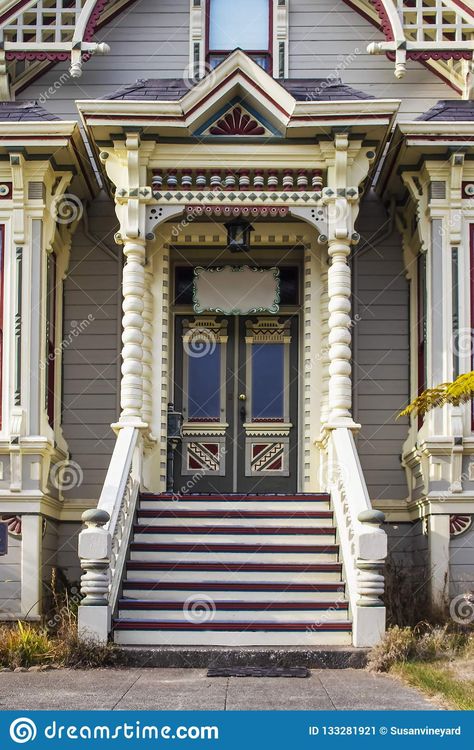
top-left (239, 394), bottom-right (246, 401)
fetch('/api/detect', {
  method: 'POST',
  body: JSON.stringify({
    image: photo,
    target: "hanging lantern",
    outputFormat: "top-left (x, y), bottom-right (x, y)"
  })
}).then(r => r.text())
top-left (225, 219), bottom-right (254, 253)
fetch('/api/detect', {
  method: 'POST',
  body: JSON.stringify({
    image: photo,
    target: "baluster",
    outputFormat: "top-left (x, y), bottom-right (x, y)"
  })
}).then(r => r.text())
top-left (356, 510), bottom-right (386, 606)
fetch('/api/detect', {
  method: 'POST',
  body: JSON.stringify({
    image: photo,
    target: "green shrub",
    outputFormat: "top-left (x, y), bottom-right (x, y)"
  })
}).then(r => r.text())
top-left (0, 621), bottom-right (56, 668)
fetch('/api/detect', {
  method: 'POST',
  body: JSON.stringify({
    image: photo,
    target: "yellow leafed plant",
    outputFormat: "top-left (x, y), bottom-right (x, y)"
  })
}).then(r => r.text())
top-left (399, 371), bottom-right (474, 418)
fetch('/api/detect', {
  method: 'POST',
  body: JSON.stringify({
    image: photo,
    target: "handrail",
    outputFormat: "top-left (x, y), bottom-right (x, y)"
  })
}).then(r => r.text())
top-left (326, 427), bottom-right (387, 647)
top-left (77, 425), bottom-right (141, 642)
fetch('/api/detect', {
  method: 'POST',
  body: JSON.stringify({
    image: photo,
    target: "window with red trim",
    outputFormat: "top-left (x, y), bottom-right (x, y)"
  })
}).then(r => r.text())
top-left (207, 0), bottom-right (272, 72)
top-left (0, 225), bottom-right (4, 430)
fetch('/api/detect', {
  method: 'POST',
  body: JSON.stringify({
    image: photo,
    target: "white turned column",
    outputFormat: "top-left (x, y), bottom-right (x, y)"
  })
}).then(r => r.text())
top-left (327, 237), bottom-right (353, 425)
top-left (120, 238), bottom-right (146, 427)
top-left (142, 265), bottom-right (153, 428)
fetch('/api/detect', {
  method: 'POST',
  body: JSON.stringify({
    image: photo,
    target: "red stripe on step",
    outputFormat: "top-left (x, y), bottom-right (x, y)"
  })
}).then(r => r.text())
top-left (123, 581), bottom-right (345, 592)
top-left (130, 543), bottom-right (339, 553)
top-left (134, 525), bottom-right (335, 535)
top-left (118, 600), bottom-right (349, 611)
top-left (114, 620), bottom-right (352, 632)
top-left (140, 494), bottom-right (330, 502)
top-left (126, 562), bottom-right (342, 572)
top-left (137, 511), bottom-right (333, 519)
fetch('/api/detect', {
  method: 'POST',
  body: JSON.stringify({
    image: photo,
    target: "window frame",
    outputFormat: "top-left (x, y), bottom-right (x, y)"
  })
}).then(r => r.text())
top-left (205, 0), bottom-right (273, 72)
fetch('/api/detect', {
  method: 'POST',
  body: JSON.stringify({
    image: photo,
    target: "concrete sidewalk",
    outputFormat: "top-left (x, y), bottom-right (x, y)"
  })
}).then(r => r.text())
top-left (0, 669), bottom-right (437, 711)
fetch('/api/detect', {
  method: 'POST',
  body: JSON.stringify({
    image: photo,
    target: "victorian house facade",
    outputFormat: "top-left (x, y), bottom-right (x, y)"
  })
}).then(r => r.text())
top-left (0, 0), bottom-right (473, 648)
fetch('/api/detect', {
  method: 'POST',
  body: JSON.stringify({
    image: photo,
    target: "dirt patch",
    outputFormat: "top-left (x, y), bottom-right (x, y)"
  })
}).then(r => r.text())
top-left (446, 657), bottom-right (474, 683)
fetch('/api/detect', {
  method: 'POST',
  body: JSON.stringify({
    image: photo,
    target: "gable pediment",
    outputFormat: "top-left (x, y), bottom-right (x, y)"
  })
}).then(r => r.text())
top-left (194, 97), bottom-right (280, 138)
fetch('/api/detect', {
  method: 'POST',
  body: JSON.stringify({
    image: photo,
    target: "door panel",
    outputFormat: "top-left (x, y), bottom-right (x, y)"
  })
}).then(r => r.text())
top-left (173, 314), bottom-right (298, 495)
top-left (237, 316), bottom-right (298, 493)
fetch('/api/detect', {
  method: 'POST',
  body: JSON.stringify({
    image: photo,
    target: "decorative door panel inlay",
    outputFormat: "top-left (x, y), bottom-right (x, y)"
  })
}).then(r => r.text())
top-left (246, 439), bottom-right (289, 476)
top-left (182, 437), bottom-right (226, 477)
top-left (193, 266), bottom-right (280, 315)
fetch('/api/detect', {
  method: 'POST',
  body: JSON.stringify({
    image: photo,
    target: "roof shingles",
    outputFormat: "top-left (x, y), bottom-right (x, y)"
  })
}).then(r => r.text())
top-left (104, 77), bottom-right (375, 102)
top-left (0, 101), bottom-right (60, 122)
top-left (417, 100), bottom-right (474, 122)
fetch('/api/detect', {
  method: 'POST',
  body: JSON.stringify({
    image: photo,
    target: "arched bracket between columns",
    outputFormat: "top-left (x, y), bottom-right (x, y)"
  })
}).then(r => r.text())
top-left (145, 205), bottom-right (186, 239)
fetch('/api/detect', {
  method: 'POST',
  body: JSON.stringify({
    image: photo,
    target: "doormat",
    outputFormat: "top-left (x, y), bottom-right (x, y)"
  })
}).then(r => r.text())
top-left (207, 666), bottom-right (310, 678)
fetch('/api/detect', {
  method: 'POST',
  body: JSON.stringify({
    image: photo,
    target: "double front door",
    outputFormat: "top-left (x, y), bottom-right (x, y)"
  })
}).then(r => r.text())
top-left (173, 314), bottom-right (298, 494)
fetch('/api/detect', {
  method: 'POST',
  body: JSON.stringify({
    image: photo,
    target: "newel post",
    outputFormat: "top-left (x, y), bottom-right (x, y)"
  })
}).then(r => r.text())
top-left (77, 509), bottom-right (111, 643)
top-left (353, 509), bottom-right (387, 647)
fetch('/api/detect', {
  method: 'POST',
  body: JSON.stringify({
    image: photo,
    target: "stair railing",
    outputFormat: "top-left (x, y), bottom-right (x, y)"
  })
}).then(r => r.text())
top-left (325, 427), bottom-right (387, 647)
top-left (77, 425), bottom-right (141, 643)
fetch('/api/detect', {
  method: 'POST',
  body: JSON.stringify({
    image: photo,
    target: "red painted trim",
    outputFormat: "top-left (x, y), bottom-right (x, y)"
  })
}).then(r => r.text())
top-left (118, 600), bottom-right (349, 611)
top-left (453, 0), bottom-right (474, 19)
top-left (114, 620), bottom-right (352, 631)
top-left (0, 0), bottom-right (32, 26)
top-left (127, 561), bottom-right (342, 572)
top-left (0, 225), bottom-right (4, 430)
top-left (133, 525), bottom-right (334, 534)
top-left (140, 492), bottom-right (330, 501)
top-left (130, 542), bottom-right (339, 553)
top-left (206, 0), bottom-right (273, 73)
top-left (470, 224), bottom-right (474, 431)
top-left (137, 510), bottom-right (334, 518)
top-left (123, 581), bottom-right (345, 592)
top-left (406, 135), bottom-right (474, 142)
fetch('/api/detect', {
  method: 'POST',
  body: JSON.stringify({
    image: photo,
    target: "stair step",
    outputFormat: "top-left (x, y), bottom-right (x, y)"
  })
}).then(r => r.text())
top-left (137, 510), bottom-right (333, 521)
top-left (113, 620), bottom-right (352, 646)
top-left (140, 494), bottom-right (330, 502)
top-left (119, 598), bottom-right (347, 609)
top-left (139, 502), bottom-right (331, 513)
top-left (118, 600), bottom-right (349, 622)
top-left (121, 582), bottom-right (346, 602)
top-left (127, 561), bottom-right (341, 574)
top-left (133, 525), bottom-right (335, 538)
top-left (129, 546), bottom-right (338, 564)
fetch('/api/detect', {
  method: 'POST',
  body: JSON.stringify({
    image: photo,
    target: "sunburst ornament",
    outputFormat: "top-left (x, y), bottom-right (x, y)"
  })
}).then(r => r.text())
top-left (208, 106), bottom-right (266, 136)
top-left (450, 514), bottom-right (473, 537)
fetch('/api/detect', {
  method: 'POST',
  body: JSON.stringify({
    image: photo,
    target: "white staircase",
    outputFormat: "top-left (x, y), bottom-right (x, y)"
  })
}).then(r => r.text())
top-left (113, 493), bottom-right (352, 646)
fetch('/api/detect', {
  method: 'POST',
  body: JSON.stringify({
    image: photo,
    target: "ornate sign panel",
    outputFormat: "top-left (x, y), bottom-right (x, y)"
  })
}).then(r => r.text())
top-left (193, 266), bottom-right (280, 315)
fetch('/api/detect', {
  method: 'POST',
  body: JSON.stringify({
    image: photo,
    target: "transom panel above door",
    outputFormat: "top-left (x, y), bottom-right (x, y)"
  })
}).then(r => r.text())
top-left (173, 314), bottom-right (298, 495)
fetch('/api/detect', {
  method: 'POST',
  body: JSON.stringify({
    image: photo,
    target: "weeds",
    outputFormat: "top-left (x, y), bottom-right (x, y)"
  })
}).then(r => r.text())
top-left (0, 568), bottom-right (125, 669)
top-left (368, 623), bottom-right (474, 673)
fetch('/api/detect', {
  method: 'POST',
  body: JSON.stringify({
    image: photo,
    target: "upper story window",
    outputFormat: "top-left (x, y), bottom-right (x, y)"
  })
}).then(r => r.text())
top-left (207, 0), bottom-right (272, 72)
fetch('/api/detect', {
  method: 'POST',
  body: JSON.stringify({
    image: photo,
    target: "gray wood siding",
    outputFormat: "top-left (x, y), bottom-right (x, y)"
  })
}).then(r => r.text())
top-left (16, 0), bottom-right (451, 121)
top-left (61, 195), bottom-right (121, 502)
top-left (289, 0), bottom-right (452, 118)
top-left (450, 524), bottom-right (474, 599)
top-left (57, 522), bottom-right (82, 584)
top-left (17, 0), bottom-right (190, 119)
top-left (0, 535), bottom-right (21, 616)
top-left (353, 191), bottom-right (410, 501)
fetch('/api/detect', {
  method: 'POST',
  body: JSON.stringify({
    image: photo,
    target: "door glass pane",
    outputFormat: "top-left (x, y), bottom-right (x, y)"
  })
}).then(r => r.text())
top-left (187, 343), bottom-right (221, 420)
top-left (209, 0), bottom-right (269, 51)
top-left (251, 344), bottom-right (284, 420)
